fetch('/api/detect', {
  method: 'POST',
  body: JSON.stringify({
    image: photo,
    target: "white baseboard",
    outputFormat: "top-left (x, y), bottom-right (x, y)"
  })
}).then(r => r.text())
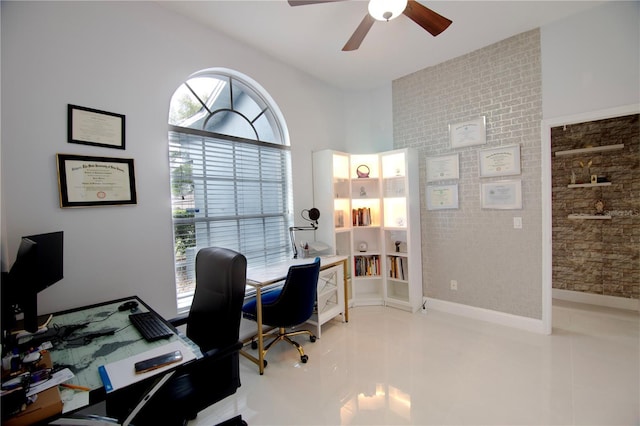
top-left (552, 289), bottom-right (639, 311)
top-left (425, 298), bottom-right (546, 334)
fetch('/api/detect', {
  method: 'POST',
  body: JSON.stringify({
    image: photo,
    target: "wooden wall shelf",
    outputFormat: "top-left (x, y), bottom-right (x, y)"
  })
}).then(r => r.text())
top-left (568, 214), bottom-right (612, 220)
top-left (555, 144), bottom-right (624, 157)
top-left (567, 182), bottom-right (612, 188)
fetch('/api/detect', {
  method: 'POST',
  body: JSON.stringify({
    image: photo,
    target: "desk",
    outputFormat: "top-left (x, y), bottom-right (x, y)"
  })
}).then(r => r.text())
top-left (241, 255), bottom-right (348, 374)
top-left (14, 296), bottom-right (199, 419)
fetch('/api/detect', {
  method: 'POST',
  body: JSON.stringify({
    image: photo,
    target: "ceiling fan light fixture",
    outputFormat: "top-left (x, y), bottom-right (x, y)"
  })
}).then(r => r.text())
top-left (368, 0), bottom-right (408, 21)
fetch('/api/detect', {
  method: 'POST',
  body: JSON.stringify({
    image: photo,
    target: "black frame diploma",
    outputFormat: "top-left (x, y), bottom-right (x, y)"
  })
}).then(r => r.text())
top-left (57, 154), bottom-right (137, 208)
top-left (68, 104), bottom-right (125, 150)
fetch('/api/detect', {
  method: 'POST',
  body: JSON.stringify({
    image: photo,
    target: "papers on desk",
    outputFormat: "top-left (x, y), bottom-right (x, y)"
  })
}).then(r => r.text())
top-left (27, 368), bottom-right (75, 397)
top-left (98, 340), bottom-right (196, 393)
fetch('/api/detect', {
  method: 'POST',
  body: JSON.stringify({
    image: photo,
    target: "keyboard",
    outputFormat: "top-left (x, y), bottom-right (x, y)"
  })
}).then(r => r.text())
top-left (129, 312), bottom-right (173, 342)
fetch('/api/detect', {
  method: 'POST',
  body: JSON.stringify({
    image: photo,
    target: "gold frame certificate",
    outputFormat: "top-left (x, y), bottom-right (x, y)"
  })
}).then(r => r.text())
top-left (57, 154), bottom-right (137, 208)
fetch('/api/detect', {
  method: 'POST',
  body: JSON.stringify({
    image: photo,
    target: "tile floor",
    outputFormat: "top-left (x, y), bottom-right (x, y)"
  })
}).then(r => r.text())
top-left (194, 301), bottom-right (639, 425)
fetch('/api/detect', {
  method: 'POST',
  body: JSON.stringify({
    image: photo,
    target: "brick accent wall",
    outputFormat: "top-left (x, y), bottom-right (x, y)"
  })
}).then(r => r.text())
top-left (551, 114), bottom-right (639, 299)
top-left (392, 30), bottom-right (543, 319)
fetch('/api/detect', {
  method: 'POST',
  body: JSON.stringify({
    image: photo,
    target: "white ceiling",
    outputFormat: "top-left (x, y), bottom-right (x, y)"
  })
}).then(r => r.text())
top-left (158, 0), bottom-right (609, 90)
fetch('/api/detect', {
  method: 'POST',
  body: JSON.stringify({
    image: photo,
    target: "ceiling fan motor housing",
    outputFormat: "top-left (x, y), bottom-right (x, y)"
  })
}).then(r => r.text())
top-left (368, 0), bottom-right (408, 21)
top-left (288, 0), bottom-right (452, 51)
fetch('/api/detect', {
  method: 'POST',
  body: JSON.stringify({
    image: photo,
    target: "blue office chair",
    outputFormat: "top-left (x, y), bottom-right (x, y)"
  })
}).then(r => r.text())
top-left (242, 257), bottom-right (321, 364)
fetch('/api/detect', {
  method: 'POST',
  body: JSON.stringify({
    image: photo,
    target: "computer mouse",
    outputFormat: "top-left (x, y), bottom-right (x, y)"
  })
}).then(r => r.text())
top-left (118, 301), bottom-right (139, 311)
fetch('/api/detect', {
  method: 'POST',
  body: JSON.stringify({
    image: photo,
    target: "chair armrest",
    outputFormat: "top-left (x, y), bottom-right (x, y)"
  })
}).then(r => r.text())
top-left (168, 313), bottom-right (189, 328)
top-left (202, 341), bottom-right (243, 361)
top-left (177, 341), bottom-right (242, 377)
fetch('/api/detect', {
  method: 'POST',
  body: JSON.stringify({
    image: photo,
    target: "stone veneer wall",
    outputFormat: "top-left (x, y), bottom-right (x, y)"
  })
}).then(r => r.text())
top-left (392, 30), bottom-right (543, 319)
top-left (551, 114), bottom-right (639, 300)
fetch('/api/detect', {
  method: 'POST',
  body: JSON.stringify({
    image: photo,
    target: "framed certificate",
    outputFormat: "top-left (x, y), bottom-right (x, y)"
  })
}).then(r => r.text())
top-left (480, 180), bottom-right (522, 210)
top-left (449, 116), bottom-right (486, 149)
top-left (57, 154), bottom-right (137, 208)
top-left (479, 144), bottom-right (521, 177)
top-left (426, 154), bottom-right (459, 182)
top-left (426, 184), bottom-right (459, 210)
top-left (68, 104), bottom-right (125, 150)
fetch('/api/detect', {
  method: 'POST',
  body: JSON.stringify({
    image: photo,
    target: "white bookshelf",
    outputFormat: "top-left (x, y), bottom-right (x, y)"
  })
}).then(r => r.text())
top-left (350, 153), bottom-right (384, 306)
top-left (313, 148), bottom-right (422, 312)
top-left (380, 149), bottom-right (423, 312)
top-left (312, 150), bottom-right (353, 303)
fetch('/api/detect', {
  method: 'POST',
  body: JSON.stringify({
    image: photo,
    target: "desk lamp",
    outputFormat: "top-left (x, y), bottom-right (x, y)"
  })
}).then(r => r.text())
top-left (289, 208), bottom-right (320, 259)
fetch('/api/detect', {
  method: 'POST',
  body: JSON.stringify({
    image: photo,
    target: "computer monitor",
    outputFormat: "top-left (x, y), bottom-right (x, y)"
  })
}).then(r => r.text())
top-left (1, 231), bottom-right (64, 333)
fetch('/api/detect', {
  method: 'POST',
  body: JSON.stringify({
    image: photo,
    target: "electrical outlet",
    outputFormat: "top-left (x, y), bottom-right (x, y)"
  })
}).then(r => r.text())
top-left (450, 280), bottom-right (458, 291)
top-left (514, 217), bottom-right (522, 229)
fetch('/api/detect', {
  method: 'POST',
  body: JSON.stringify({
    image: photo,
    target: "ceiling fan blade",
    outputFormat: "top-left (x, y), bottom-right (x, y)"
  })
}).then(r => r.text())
top-left (342, 14), bottom-right (375, 51)
top-left (402, 0), bottom-right (452, 37)
top-left (288, 0), bottom-right (346, 6)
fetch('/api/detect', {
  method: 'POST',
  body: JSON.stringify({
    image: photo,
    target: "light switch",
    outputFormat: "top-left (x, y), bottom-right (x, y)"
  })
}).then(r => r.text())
top-left (513, 217), bottom-right (522, 229)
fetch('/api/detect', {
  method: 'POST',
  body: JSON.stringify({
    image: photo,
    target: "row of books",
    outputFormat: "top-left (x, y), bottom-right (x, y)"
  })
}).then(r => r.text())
top-left (388, 256), bottom-right (408, 280)
top-left (354, 255), bottom-right (381, 277)
top-left (352, 208), bottom-right (372, 226)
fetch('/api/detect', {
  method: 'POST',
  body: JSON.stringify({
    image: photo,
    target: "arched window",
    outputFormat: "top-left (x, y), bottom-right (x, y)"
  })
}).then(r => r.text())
top-left (168, 69), bottom-right (293, 309)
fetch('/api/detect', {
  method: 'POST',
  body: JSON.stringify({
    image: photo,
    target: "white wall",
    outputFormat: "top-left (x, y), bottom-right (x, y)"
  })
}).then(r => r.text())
top-left (344, 84), bottom-right (394, 154)
top-left (541, 1), bottom-right (640, 119)
top-left (0, 1), bottom-right (350, 318)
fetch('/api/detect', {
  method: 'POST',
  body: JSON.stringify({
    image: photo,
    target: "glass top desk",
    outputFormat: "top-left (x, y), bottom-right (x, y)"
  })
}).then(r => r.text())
top-left (17, 296), bottom-right (200, 416)
top-left (241, 255), bottom-right (348, 375)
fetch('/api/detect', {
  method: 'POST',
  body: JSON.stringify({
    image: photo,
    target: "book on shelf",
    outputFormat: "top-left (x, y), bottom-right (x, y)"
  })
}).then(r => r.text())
top-left (388, 256), bottom-right (408, 280)
top-left (352, 208), bottom-right (372, 226)
top-left (354, 255), bottom-right (380, 277)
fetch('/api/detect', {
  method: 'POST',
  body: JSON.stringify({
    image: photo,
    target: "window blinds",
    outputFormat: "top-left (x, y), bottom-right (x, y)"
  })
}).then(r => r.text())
top-left (169, 129), bottom-right (293, 305)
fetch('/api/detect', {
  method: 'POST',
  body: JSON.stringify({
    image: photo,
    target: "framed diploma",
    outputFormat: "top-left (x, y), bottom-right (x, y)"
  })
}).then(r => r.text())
top-left (426, 184), bottom-right (459, 210)
top-left (449, 116), bottom-right (486, 149)
top-left (68, 104), bottom-right (125, 149)
top-left (480, 180), bottom-right (522, 210)
top-left (479, 144), bottom-right (521, 177)
top-left (426, 154), bottom-right (459, 182)
top-left (57, 154), bottom-right (137, 208)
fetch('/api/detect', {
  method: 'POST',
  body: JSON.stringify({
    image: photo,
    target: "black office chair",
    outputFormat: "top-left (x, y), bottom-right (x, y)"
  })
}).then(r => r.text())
top-left (104, 247), bottom-right (248, 426)
top-left (242, 257), bottom-right (321, 364)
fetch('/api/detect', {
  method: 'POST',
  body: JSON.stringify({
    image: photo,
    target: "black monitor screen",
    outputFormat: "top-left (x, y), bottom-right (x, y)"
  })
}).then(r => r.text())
top-left (2, 231), bottom-right (63, 333)
top-left (20, 231), bottom-right (64, 293)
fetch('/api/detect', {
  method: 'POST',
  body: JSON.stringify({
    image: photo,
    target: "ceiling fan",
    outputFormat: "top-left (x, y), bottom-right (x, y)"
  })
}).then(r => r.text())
top-left (288, 0), bottom-right (452, 51)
